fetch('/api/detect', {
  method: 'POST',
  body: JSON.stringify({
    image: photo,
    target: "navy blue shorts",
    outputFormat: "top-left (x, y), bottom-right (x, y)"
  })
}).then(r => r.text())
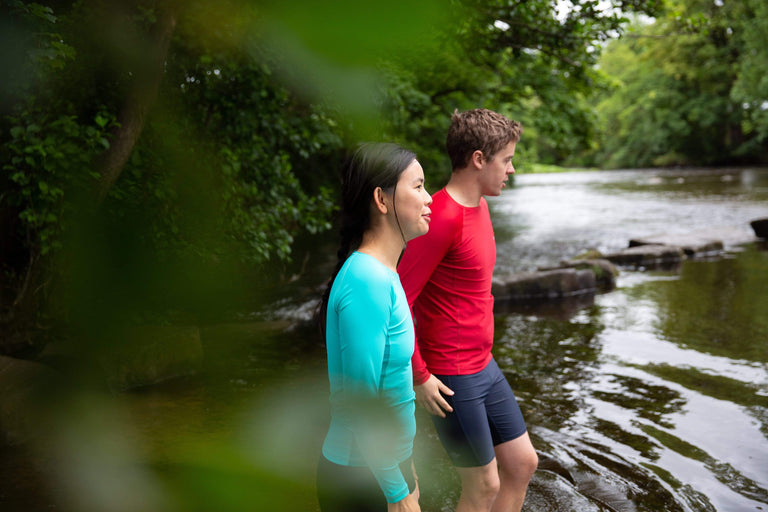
top-left (432, 358), bottom-right (528, 467)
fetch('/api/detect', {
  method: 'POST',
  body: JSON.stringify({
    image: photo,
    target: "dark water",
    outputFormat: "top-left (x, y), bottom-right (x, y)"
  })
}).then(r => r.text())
top-left (2, 167), bottom-right (767, 512)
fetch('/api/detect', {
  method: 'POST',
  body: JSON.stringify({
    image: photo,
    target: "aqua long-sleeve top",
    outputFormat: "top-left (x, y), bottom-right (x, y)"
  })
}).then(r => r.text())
top-left (322, 251), bottom-right (417, 503)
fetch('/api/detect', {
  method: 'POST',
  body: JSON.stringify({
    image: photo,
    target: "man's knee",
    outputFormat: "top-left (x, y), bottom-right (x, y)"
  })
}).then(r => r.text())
top-left (522, 446), bottom-right (539, 477)
top-left (500, 445), bottom-right (538, 481)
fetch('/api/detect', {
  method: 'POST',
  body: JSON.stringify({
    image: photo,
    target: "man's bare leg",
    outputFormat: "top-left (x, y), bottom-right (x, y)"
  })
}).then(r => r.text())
top-left (491, 432), bottom-right (538, 512)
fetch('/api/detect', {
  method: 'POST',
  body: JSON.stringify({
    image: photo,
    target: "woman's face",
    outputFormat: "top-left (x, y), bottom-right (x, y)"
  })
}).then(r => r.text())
top-left (393, 159), bottom-right (432, 241)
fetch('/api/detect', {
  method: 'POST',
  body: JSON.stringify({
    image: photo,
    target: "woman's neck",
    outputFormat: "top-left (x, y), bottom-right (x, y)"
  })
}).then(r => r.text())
top-left (357, 228), bottom-right (404, 272)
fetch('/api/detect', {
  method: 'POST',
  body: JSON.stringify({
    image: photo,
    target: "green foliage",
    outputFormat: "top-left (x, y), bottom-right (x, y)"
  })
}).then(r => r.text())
top-left (3, 108), bottom-right (116, 256)
top-left (0, 3), bottom-right (116, 257)
top-left (121, 23), bottom-right (345, 264)
top-left (730, 0), bottom-right (768, 150)
top-left (377, 0), bottom-right (663, 182)
top-left (591, 0), bottom-right (768, 168)
top-left (1, 0), bottom-right (456, 338)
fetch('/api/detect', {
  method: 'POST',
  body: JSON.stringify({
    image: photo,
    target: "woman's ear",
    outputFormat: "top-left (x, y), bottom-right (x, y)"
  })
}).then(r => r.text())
top-left (372, 187), bottom-right (389, 214)
top-left (471, 150), bottom-right (484, 170)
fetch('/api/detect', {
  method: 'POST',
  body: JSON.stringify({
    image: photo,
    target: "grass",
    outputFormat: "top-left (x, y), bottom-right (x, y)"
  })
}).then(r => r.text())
top-left (519, 162), bottom-right (600, 174)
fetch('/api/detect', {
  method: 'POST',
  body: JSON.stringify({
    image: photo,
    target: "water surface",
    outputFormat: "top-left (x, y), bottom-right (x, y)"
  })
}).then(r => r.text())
top-left (484, 167), bottom-right (768, 511)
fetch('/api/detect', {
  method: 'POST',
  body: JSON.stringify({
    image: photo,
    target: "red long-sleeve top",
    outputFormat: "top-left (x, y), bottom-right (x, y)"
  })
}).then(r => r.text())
top-left (397, 188), bottom-right (496, 385)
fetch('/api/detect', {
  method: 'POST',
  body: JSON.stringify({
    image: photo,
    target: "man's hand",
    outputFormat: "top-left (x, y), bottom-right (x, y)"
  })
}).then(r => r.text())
top-left (414, 374), bottom-right (454, 417)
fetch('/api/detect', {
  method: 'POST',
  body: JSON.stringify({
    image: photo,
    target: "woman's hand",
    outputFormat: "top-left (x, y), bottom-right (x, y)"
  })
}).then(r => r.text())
top-left (387, 484), bottom-right (420, 512)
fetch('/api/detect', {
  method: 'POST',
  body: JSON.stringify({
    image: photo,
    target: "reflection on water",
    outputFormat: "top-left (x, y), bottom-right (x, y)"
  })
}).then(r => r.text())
top-left (487, 168), bottom-right (768, 511)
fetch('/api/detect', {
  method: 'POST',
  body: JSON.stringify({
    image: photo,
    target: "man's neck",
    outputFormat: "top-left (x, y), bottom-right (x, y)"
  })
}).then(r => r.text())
top-left (445, 169), bottom-right (482, 207)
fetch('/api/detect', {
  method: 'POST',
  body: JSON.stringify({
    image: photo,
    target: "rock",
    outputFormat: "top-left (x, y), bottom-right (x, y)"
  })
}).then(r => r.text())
top-left (492, 268), bottom-right (597, 302)
top-left (751, 218), bottom-right (768, 239)
top-left (0, 356), bottom-right (58, 445)
top-left (524, 470), bottom-right (607, 512)
top-left (603, 244), bottom-right (685, 269)
top-left (98, 325), bottom-right (203, 391)
top-left (573, 249), bottom-right (604, 260)
top-left (629, 234), bottom-right (723, 256)
top-left (542, 259), bottom-right (618, 292)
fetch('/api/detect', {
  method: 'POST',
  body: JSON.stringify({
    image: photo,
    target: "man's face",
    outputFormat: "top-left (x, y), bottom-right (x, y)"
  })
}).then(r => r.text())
top-left (480, 140), bottom-right (516, 196)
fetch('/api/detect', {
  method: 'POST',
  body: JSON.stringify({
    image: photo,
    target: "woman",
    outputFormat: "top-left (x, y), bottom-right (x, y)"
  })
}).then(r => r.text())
top-left (316, 143), bottom-right (432, 512)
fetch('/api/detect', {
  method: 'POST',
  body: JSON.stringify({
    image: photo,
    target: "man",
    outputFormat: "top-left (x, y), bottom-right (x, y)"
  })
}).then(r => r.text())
top-left (398, 109), bottom-right (538, 512)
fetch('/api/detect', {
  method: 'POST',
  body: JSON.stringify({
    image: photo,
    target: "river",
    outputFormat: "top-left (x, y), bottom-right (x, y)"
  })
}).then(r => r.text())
top-left (480, 167), bottom-right (768, 512)
top-left (1, 167), bottom-right (767, 512)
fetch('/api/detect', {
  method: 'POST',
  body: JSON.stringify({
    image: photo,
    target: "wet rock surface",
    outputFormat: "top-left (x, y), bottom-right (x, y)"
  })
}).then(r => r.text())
top-left (603, 244), bottom-right (686, 269)
top-left (493, 268), bottom-right (597, 302)
top-left (629, 235), bottom-right (723, 256)
top-left (541, 258), bottom-right (618, 292)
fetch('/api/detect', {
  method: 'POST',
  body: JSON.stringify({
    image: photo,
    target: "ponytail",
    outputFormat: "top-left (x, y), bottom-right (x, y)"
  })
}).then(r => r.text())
top-left (317, 213), bottom-right (364, 337)
top-left (315, 142), bottom-right (417, 339)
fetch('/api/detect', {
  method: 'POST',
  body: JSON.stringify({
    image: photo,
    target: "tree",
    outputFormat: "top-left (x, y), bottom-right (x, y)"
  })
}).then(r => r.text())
top-left (592, 0), bottom-right (768, 168)
top-left (379, 0), bottom-right (664, 180)
top-left (0, 0), bottom-right (448, 354)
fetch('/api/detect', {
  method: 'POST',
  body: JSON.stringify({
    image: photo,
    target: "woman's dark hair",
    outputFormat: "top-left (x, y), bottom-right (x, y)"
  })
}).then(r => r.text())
top-left (316, 142), bottom-right (417, 337)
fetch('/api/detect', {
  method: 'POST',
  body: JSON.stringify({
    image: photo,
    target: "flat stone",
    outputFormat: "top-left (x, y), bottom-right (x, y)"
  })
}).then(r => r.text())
top-left (493, 268), bottom-right (597, 302)
top-left (603, 244), bottom-right (685, 268)
top-left (541, 259), bottom-right (618, 292)
top-left (629, 226), bottom-right (758, 255)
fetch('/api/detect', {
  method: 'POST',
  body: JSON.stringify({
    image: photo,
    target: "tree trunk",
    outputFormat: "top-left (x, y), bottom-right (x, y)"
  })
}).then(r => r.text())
top-left (95, 3), bottom-right (179, 203)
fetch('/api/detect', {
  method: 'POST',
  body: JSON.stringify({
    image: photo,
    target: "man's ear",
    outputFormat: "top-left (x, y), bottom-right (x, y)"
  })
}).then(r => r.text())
top-left (372, 187), bottom-right (388, 214)
top-left (471, 150), bottom-right (484, 170)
